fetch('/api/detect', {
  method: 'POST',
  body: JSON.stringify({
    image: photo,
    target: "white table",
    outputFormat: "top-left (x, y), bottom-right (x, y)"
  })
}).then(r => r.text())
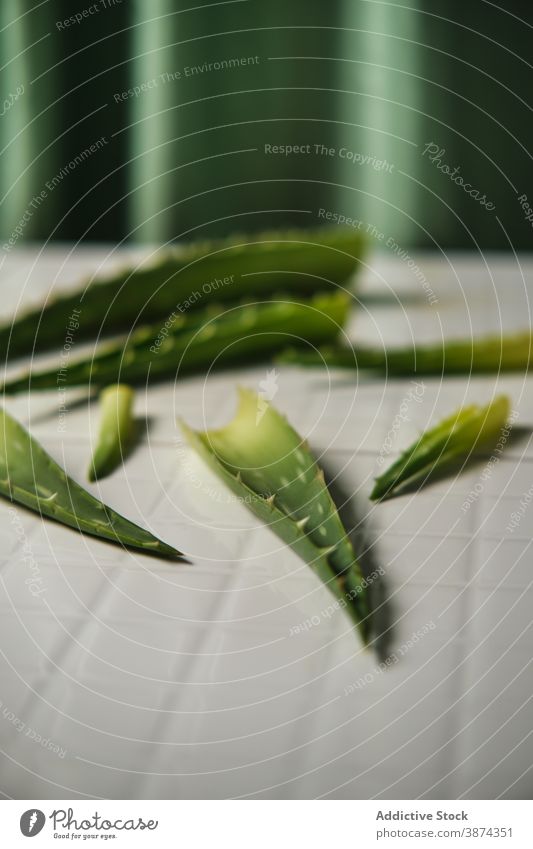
top-left (0, 246), bottom-right (532, 800)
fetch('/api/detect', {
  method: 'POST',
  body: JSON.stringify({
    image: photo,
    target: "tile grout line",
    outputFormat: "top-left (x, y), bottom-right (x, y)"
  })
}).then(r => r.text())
top-left (447, 489), bottom-right (483, 797)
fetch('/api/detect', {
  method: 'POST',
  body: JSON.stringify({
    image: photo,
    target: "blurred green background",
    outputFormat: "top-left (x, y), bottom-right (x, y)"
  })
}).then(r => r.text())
top-left (1, 0), bottom-right (531, 249)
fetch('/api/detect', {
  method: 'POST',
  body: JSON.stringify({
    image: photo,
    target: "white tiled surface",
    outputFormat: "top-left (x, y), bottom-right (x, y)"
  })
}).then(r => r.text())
top-left (0, 247), bottom-right (532, 799)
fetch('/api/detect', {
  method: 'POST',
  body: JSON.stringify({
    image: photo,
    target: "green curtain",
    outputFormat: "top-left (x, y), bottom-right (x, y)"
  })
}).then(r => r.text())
top-left (0, 0), bottom-right (531, 249)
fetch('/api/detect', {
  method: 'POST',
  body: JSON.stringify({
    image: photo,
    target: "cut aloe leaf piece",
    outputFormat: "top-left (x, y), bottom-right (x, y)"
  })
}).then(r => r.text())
top-left (88, 384), bottom-right (136, 482)
top-left (277, 333), bottom-right (533, 374)
top-left (181, 389), bottom-right (370, 643)
top-left (371, 395), bottom-right (511, 501)
top-left (3, 292), bottom-right (349, 392)
top-left (0, 407), bottom-right (181, 559)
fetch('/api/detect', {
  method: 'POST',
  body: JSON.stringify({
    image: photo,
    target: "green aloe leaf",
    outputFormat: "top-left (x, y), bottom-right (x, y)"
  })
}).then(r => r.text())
top-left (277, 333), bottom-right (533, 374)
top-left (181, 389), bottom-right (371, 643)
top-left (3, 292), bottom-right (349, 392)
top-left (88, 384), bottom-right (136, 482)
top-left (0, 407), bottom-right (181, 559)
top-left (371, 395), bottom-right (511, 501)
top-left (0, 227), bottom-right (364, 359)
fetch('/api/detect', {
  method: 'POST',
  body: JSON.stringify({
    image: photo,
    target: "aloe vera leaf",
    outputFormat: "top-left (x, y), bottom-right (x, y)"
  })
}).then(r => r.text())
top-left (180, 389), bottom-right (370, 643)
top-left (0, 227), bottom-right (365, 359)
top-left (277, 333), bottom-right (533, 374)
top-left (371, 395), bottom-right (511, 501)
top-left (88, 384), bottom-right (136, 482)
top-left (3, 292), bottom-right (350, 392)
top-left (0, 407), bottom-right (181, 558)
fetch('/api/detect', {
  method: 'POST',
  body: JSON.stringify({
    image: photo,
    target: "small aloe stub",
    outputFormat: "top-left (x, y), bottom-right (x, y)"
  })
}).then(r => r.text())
top-left (180, 388), bottom-right (370, 642)
top-left (88, 384), bottom-right (136, 482)
top-left (0, 225), bottom-right (365, 359)
top-left (0, 406), bottom-right (181, 558)
top-left (371, 395), bottom-right (511, 501)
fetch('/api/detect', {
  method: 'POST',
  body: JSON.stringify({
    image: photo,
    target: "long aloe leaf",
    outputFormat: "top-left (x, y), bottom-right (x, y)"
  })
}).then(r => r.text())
top-left (3, 292), bottom-right (350, 392)
top-left (181, 389), bottom-right (370, 643)
top-left (371, 395), bottom-right (511, 501)
top-left (0, 227), bottom-right (364, 359)
top-left (0, 407), bottom-right (181, 558)
top-left (277, 333), bottom-right (533, 374)
top-left (88, 384), bottom-right (136, 482)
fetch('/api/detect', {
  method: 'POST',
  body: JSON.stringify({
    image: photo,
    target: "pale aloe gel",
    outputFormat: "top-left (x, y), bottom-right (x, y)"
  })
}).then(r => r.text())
top-left (181, 389), bottom-right (370, 643)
